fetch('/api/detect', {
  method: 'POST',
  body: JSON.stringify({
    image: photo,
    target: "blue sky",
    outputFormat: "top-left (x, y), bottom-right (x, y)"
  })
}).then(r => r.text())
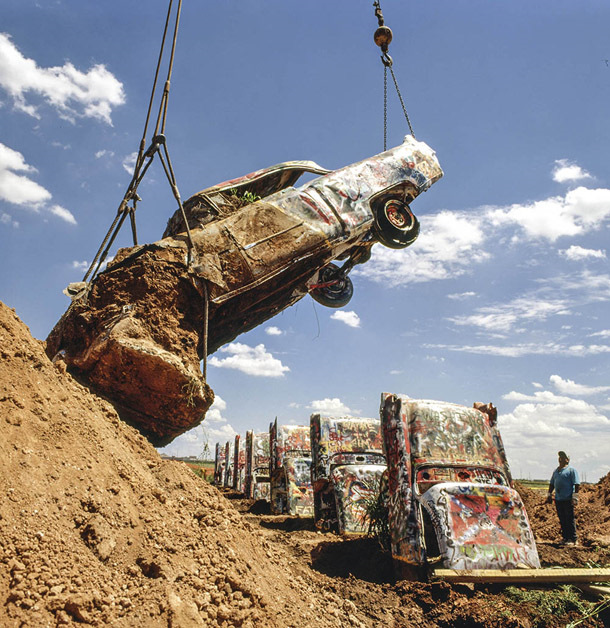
top-left (2, 1), bottom-right (609, 482)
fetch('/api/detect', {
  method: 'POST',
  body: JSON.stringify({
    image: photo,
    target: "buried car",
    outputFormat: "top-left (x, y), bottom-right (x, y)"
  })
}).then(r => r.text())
top-left (269, 420), bottom-right (314, 516)
top-left (45, 136), bottom-right (442, 446)
top-left (310, 415), bottom-right (386, 535)
top-left (380, 393), bottom-right (540, 578)
top-left (245, 430), bottom-right (271, 501)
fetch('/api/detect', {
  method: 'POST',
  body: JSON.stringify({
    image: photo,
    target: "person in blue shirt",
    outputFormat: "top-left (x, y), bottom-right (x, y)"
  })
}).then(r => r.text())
top-left (546, 451), bottom-right (580, 545)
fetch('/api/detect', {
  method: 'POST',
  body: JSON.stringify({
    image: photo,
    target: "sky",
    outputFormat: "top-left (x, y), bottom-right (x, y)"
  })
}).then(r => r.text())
top-left (1, 1), bottom-right (609, 482)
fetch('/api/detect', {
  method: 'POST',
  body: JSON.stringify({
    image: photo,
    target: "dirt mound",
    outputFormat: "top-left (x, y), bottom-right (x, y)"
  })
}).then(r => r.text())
top-left (1, 301), bottom-right (608, 628)
top-left (0, 301), bottom-right (372, 627)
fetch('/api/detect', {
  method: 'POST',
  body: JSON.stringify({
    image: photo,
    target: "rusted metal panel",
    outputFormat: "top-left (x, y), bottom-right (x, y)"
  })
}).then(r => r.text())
top-left (269, 419), bottom-right (313, 516)
top-left (310, 415), bottom-right (386, 535)
top-left (380, 393), bottom-right (540, 572)
top-left (245, 430), bottom-right (270, 500)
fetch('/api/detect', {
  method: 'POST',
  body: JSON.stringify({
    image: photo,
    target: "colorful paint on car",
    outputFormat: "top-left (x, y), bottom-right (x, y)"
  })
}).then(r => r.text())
top-left (380, 393), bottom-right (540, 575)
top-left (245, 430), bottom-right (271, 501)
top-left (213, 442), bottom-right (226, 486)
top-left (232, 434), bottom-right (246, 492)
top-left (269, 419), bottom-right (313, 516)
top-left (223, 440), bottom-right (233, 489)
top-left (310, 415), bottom-right (386, 535)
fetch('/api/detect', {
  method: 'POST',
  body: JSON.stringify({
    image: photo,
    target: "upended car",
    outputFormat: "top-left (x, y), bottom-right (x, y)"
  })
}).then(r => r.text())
top-left (380, 393), bottom-right (540, 578)
top-left (310, 415), bottom-right (386, 535)
top-left (46, 137), bottom-right (443, 445)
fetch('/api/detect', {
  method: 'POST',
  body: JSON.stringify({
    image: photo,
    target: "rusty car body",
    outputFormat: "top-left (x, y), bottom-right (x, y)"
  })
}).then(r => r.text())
top-left (269, 419), bottom-right (314, 516)
top-left (46, 136), bottom-right (443, 446)
top-left (380, 393), bottom-right (540, 577)
top-left (245, 430), bottom-right (271, 501)
top-left (310, 415), bottom-right (386, 535)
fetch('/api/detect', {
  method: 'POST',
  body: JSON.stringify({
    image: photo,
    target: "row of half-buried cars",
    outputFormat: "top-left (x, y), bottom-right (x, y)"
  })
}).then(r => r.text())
top-left (213, 393), bottom-right (541, 577)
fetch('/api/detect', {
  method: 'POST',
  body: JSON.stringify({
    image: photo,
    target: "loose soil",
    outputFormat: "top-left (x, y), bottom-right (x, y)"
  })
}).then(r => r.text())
top-left (1, 301), bottom-right (609, 627)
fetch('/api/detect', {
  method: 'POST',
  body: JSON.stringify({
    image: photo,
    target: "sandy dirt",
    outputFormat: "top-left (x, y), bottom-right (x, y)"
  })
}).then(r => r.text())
top-left (1, 300), bottom-right (609, 627)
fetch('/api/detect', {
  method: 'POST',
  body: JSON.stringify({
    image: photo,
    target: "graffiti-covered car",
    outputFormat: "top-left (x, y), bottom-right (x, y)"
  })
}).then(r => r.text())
top-left (269, 420), bottom-right (314, 516)
top-left (380, 393), bottom-right (540, 577)
top-left (245, 430), bottom-right (271, 501)
top-left (232, 434), bottom-right (246, 492)
top-left (223, 441), bottom-right (234, 489)
top-left (310, 415), bottom-right (386, 535)
top-left (46, 136), bottom-right (443, 446)
top-left (213, 442), bottom-right (226, 486)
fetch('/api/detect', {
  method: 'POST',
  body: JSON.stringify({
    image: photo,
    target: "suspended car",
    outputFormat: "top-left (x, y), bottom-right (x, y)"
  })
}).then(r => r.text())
top-left (46, 136), bottom-right (442, 445)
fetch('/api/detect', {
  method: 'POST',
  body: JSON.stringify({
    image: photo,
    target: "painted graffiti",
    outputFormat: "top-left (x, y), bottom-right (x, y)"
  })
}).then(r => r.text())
top-left (380, 393), bottom-right (540, 571)
top-left (270, 419), bottom-right (313, 516)
top-left (310, 415), bottom-right (386, 535)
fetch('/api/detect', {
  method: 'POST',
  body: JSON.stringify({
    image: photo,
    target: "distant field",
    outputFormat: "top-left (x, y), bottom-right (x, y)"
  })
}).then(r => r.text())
top-left (516, 479), bottom-right (548, 490)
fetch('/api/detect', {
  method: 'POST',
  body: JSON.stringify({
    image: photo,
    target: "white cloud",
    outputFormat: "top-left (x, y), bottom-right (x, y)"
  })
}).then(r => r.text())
top-left (552, 159), bottom-right (592, 183)
top-left (265, 326), bottom-right (283, 336)
top-left (389, 369), bottom-right (403, 375)
top-left (0, 142), bottom-right (51, 207)
top-left (425, 342), bottom-right (610, 357)
top-left (549, 374), bottom-right (610, 396)
top-left (95, 149), bottom-right (115, 159)
top-left (589, 329), bottom-right (610, 338)
top-left (307, 397), bottom-right (352, 416)
top-left (0, 33), bottom-right (125, 124)
top-left (357, 210), bottom-right (489, 287)
top-left (503, 390), bottom-right (573, 404)
top-left (209, 342), bottom-right (289, 377)
top-left (559, 245), bottom-right (606, 261)
top-left (448, 295), bottom-right (570, 334)
top-left (500, 391), bottom-right (610, 481)
top-left (447, 291), bottom-right (476, 300)
top-left (48, 204), bottom-right (76, 225)
top-left (122, 152), bottom-right (138, 174)
top-left (71, 260), bottom-right (88, 271)
top-left (330, 310), bottom-right (361, 328)
top-left (487, 187), bottom-right (610, 242)
top-left (1, 212), bottom-right (18, 228)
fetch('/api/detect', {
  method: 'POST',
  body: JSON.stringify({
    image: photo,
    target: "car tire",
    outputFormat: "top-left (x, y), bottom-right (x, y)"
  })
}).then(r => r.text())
top-left (373, 198), bottom-right (420, 249)
top-left (310, 263), bottom-right (353, 308)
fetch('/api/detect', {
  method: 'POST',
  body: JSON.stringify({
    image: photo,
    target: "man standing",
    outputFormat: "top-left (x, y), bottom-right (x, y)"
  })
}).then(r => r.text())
top-left (546, 451), bottom-right (580, 546)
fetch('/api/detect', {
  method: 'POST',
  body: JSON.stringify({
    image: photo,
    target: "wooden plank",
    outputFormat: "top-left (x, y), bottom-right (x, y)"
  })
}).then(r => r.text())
top-left (433, 568), bottom-right (610, 584)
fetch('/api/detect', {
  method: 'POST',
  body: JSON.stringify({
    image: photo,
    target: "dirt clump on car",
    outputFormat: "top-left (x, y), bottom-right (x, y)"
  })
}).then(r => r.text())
top-left (1, 301), bottom-right (609, 627)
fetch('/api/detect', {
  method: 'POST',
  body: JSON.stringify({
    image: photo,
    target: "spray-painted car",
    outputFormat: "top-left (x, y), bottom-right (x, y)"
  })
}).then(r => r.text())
top-left (47, 136), bottom-right (443, 447)
top-left (245, 430), bottom-right (271, 501)
top-left (269, 420), bottom-right (314, 516)
top-left (232, 434), bottom-right (246, 492)
top-left (310, 415), bottom-right (386, 535)
top-left (213, 442), bottom-right (226, 486)
top-left (223, 441), bottom-right (234, 489)
top-left (380, 393), bottom-right (540, 577)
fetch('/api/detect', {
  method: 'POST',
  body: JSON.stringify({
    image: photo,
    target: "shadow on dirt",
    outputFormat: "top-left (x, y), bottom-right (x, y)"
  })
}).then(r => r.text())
top-left (311, 537), bottom-right (395, 584)
top-left (259, 516), bottom-right (317, 532)
top-left (248, 500), bottom-right (271, 515)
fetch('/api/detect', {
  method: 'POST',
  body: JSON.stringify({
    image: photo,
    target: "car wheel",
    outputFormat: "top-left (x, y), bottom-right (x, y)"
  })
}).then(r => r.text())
top-left (310, 263), bottom-right (354, 308)
top-left (373, 198), bottom-right (420, 249)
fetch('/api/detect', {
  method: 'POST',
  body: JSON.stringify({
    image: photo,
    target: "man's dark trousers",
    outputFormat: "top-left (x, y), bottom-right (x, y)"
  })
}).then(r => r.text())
top-left (555, 499), bottom-right (576, 542)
